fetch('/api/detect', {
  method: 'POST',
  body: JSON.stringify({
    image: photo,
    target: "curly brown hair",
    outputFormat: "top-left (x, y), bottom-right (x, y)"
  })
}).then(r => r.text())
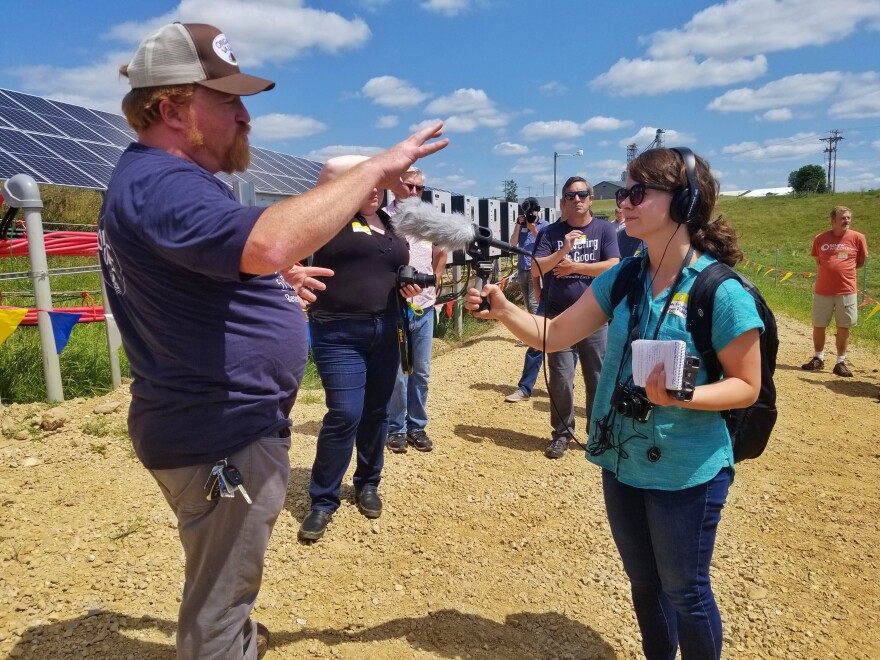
top-left (119, 64), bottom-right (195, 132)
top-left (627, 148), bottom-right (742, 266)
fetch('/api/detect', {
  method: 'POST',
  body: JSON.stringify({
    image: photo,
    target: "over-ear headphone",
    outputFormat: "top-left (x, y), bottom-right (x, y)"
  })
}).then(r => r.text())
top-left (669, 147), bottom-right (701, 224)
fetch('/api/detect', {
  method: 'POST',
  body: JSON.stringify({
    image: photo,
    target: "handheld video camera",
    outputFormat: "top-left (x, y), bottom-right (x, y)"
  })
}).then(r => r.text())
top-left (520, 198), bottom-right (540, 224)
top-left (397, 265), bottom-right (436, 288)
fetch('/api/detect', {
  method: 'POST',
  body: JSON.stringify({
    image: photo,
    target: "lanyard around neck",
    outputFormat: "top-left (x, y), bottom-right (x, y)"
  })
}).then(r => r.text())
top-left (648, 245), bottom-right (694, 340)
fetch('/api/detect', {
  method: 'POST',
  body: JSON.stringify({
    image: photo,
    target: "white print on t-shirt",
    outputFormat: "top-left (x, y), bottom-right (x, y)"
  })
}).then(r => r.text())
top-left (98, 227), bottom-right (126, 296)
top-left (275, 273), bottom-right (302, 306)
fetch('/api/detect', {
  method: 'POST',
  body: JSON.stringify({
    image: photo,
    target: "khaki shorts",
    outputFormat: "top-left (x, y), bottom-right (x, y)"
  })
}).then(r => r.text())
top-left (812, 293), bottom-right (858, 328)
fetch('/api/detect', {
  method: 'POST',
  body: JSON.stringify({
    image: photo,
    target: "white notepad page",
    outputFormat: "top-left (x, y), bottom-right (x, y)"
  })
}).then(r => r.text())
top-left (631, 339), bottom-right (687, 390)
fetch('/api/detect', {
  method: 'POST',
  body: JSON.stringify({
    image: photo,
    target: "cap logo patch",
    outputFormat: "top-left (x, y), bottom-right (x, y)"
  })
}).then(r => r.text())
top-left (212, 34), bottom-right (239, 66)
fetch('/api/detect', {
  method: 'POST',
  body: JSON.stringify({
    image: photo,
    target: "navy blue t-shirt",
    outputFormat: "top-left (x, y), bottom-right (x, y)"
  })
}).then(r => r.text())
top-left (534, 218), bottom-right (620, 318)
top-left (99, 143), bottom-right (308, 469)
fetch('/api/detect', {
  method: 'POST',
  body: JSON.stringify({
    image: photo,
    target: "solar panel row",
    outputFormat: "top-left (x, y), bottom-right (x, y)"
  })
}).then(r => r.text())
top-left (0, 88), bottom-right (321, 196)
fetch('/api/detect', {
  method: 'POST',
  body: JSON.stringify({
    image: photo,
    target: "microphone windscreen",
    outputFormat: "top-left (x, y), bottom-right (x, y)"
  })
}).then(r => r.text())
top-left (391, 199), bottom-right (475, 251)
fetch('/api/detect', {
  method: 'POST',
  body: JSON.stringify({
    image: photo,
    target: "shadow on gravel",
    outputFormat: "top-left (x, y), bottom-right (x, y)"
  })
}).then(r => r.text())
top-left (272, 608), bottom-right (617, 659)
top-left (796, 375), bottom-right (880, 399)
top-left (455, 423), bottom-right (547, 453)
top-left (9, 609), bottom-right (616, 659)
top-left (7, 613), bottom-right (177, 659)
top-left (284, 466), bottom-right (316, 520)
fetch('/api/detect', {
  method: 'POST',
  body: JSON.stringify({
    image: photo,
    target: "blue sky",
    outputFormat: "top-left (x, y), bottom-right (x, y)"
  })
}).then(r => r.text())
top-left (3, 0), bottom-right (880, 198)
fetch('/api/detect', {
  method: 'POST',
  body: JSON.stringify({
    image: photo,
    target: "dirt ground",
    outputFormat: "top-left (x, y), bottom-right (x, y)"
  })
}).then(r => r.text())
top-left (1, 311), bottom-right (879, 659)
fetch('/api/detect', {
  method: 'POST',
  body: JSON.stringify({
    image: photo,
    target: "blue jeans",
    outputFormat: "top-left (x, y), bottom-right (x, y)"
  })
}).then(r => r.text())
top-left (547, 324), bottom-right (606, 440)
top-left (308, 316), bottom-right (399, 513)
top-left (388, 308), bottom-right (434, 434)
top-left (516, 298), bottom-right (545, 397)
top-left (602, 468), bottom-right (731, 660)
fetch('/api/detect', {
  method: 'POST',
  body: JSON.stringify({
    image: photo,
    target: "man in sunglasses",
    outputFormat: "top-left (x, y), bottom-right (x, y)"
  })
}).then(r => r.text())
top-left (385, 168), bottom-right (447, 452)
top-left (533, 177), bottom-right (620, 458)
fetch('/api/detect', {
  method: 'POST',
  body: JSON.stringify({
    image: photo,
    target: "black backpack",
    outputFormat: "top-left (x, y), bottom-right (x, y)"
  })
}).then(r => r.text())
top-left (610, 256), bottom-right (778, 462)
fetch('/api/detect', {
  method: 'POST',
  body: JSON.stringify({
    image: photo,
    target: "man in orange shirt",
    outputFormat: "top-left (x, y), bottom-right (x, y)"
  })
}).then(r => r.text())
top-left (802, 206), bottom-right (868, 377)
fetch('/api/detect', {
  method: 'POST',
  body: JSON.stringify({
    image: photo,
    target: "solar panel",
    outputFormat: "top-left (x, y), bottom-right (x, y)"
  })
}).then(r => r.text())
top-left (0, 87), bottom-right (323, 196)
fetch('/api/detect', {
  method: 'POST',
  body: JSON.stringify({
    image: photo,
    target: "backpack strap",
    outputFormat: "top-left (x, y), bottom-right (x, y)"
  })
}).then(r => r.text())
top-left (609, 255), bottom-right (647, 319)
top-left (685, 261), bottom-right (740, 383)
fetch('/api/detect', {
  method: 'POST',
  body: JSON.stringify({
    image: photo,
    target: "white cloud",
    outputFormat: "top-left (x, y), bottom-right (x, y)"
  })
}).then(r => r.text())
top-left (493, 142), bottom-right (529, 155)
top-left (582, 116), bottom-right (633, 131)
top-left (521, 120), bottom-right (583, 141)
top-left (306, 145), bottom-right (384, 162)
top-left (539, 82), bottom-right (567, 96)
top-left (420, 88), bottom-right (508, 132)
top-left (376, 115), bottom-right (399, 129)
top-left (722, 133), bottom-right (824, 161)
top-left (510, 156), bottom-right (552, 175)
top-left (646, 0), bottom-right (880, 60)
top-left (830, 73), bottom-right (880, 118)
top-left (7, 55), bottom-right (132, 112)
top-left (107, 0), bottom-right (371, 67)
top-left (10, 1), bottom-right (372, 108)
top-left (592, 55), bottom-right (767, 96)
top-left (873, 139), bottom-right (880, 151)
top-left (421, 0), bottom-right (472, 17)
top-left (757, 108), bottom-right (794, 122)
top-left (708, 72), bottom-right (842, 112)
top-left (251, 113), bottom-right (327, 140)
top-left (709, 71), bottom-right (880, 120)
top-left (362, 76), bottom-right (431, 110)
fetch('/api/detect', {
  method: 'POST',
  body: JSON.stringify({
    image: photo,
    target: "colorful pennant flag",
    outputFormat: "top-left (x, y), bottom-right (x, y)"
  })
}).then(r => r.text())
top-left (0, 308), bottom-right (27, 344)
top-left (48, 311), bottom-right (82, 354)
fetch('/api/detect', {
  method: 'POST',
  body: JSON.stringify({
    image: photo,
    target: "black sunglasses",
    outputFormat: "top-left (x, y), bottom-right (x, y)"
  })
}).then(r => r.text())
top-left (562, 190), bottom-right (591, 200)
top-left (615, 183), bottom-right (673, 207)
top-left (404, 182), bottom-right (425, 193)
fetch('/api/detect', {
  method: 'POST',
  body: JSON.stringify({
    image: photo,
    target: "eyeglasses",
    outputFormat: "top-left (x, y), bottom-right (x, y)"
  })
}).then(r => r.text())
top-left (562, 190), bottom-right (591, 200)
top-left (615, 183), bottom-right (673, 207)
top-left (403, 182), bottom-right (425, 194)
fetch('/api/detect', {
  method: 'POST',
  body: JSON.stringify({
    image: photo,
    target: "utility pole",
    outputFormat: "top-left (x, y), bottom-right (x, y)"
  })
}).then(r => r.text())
top-left (820, 129), bottom-right (844, 193)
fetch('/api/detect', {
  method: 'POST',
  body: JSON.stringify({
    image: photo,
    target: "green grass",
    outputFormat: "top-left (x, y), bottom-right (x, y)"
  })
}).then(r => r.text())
top-left (3, 185), bottom-right (880, 403)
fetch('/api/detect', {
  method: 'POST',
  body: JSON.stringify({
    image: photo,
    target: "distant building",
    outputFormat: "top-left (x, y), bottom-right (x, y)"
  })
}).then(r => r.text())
top-left (592, 181), bottom-right (623, 201)
top-left (719, 187), bottom-right (793, 197)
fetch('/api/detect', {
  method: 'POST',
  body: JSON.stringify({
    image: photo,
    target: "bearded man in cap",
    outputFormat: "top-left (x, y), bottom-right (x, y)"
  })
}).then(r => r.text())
top-left (99, 22), bottom-right (446, 659)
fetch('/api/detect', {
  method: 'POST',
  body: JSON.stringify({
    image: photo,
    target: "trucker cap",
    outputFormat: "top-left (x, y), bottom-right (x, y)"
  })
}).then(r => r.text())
top-left (125, 23), bottom-right (275, 96)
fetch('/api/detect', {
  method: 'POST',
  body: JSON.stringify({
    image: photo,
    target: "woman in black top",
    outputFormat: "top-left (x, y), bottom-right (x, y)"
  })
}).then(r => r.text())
top-left (299, 156), bottom-right (420, 542)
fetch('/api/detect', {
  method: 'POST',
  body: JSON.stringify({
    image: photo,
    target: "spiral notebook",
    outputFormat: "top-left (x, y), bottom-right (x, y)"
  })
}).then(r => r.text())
top-left (631, 339), bottom-right (688, 390)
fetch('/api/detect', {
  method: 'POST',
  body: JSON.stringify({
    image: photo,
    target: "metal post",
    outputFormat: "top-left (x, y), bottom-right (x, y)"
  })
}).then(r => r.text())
top-left (452, 265), bottom-right (463, 337)
top-left (100, 278), bottom-right (122, 389)
top-left (3, 174), bottom-right (64, 402)
top-left (553, 152), bottom-right (558, 214)
top-left (775, 250), bottom-right (780, 286)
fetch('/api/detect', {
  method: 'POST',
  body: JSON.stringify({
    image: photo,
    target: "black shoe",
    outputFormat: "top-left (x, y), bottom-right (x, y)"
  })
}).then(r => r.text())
top-left (255, 622), bottom-right (270, 659)
top-left (801, 356), bottom-right (824, 371)
top-left (298, 509), bottom-right (332, 541)
top-left (355, 487), bottom-right (382, 518)
top-left (407, 430), bottom-right (433, 452)
top-left (832, 361), bottom-right (853, 377)
top-left (545, 437), bottom-right (569, 459)
top-left (386, 432), bottom-right (408, 453)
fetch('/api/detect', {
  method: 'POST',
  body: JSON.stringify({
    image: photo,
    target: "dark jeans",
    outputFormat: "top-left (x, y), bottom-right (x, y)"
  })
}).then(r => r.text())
top-left (602, 468), bottom-right (731, 660)
top-left (308, 316), bottom-right (399, 513)
top-left (517, 299), bottom-right (546, 397)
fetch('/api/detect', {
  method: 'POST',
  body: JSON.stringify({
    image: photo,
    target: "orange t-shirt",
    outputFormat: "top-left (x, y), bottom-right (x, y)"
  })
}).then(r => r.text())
top-left (811, 229), bottom-right (868, 295)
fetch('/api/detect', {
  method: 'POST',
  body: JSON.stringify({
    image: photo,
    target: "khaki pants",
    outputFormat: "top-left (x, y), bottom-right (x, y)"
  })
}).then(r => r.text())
top-left (150, 436), bottom-right (290, 659)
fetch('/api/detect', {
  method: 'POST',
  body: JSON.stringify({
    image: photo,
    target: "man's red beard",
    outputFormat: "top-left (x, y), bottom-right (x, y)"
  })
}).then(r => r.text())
top-left (186, 116), bottom-right (251, 174)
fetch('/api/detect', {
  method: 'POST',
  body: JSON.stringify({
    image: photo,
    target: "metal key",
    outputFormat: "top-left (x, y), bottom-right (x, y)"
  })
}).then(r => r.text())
top-left (222, 464), bottom-right (252, 504)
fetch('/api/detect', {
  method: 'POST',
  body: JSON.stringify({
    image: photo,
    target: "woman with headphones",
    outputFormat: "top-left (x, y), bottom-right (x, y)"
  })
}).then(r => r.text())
top-left (465, 147), bottom-right (763, 659)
